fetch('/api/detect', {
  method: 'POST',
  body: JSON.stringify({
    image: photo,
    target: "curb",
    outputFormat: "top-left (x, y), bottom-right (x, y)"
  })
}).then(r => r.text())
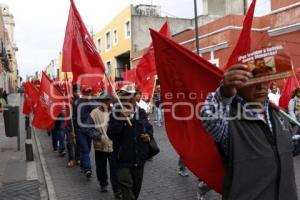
top-left (32, 127), bottom-right (57, 200)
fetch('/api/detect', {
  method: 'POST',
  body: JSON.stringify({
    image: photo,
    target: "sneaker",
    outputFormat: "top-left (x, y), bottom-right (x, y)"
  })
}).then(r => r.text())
top-left (85, 170), bottom-right (92, 178)
top-left (178, 169), bottom-right (189, 177)
top-left (100, 185), bottom-right (108, 193)
top-left (67, 160), bottom-right (76, 168)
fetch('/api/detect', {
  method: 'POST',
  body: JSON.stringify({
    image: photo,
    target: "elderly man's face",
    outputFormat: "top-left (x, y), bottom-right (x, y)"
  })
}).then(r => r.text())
top-left (238, 82), bottom-right (270, 103)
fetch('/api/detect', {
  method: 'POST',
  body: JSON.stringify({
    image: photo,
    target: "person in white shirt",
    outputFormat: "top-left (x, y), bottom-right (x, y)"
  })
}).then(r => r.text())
top-left (135, 90), bottom-right (151, 114)
top-left (268, 82), bottom-right (280, 106)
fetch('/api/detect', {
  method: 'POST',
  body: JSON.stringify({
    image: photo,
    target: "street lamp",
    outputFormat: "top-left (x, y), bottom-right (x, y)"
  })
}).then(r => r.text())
top-left (194, 0), bottom-right (200, 55)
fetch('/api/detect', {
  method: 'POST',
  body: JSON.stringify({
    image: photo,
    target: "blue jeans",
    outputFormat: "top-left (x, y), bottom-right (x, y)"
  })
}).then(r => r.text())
top-left (51, 130), bottom-right (58, 151)
top-left (57, 129), bottom-right (65, 153)
top-left (78, 132), bottom-right (92, 172)
top-left (155, 107), bottom-right (162, 124)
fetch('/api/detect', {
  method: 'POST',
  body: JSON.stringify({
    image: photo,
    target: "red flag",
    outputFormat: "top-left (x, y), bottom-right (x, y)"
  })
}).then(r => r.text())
top-left (22, 82), bottom-right (39, 115)
top-left (138, 76), bottom-right (156, 101)
top-left (136, 21), bottom-right (171, 83)
top-left (104, 77), bottom-right (115, 95)
top-left (62, 0), bottom-right (105, 89)
top-left (279, 69), bottom-right (300, 110)
top-left (151, 29), bottom-right (224, 193)
top-left (122, 68), bottom-right (137, 83)
top-left (32, 72), bottom-right (66, 129)
top-left (222, 0), bottom-right (257, 71)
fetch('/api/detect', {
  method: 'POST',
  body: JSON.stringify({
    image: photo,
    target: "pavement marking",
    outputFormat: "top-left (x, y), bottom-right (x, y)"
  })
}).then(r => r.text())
top-left (26, 161), bottom-right (38, 181)
top-left (32, 126), bottom-right (57, 200)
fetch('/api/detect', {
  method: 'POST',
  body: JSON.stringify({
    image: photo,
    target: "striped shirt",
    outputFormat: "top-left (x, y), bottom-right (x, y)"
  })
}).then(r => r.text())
top-left (200, 86), bottom-right (276, 157)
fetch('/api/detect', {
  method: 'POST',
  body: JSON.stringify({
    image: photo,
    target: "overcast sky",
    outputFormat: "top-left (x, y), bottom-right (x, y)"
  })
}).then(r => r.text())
top-left (1, 0), bottom-right (270, 79)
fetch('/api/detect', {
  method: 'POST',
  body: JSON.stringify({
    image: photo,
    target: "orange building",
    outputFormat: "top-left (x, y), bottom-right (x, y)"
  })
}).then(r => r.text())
top-left (133, 0), bottom-right (300, 70)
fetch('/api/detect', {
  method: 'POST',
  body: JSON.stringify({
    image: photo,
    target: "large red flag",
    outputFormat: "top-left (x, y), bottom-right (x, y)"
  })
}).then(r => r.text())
top-left (136, 21), bottom-right (171, 83)
top-left (222, 0), bottom-right (257, 71)
top-left (22, 82), bottom-right (39, 115)
top-left (32, 72), bottom-right (66, 129)
top-left (279, 69), bottom-right (300, 110)
top-left (151, 29), bottom-right (224, 193)
top-left (62, 0), bottom-right (105, 90)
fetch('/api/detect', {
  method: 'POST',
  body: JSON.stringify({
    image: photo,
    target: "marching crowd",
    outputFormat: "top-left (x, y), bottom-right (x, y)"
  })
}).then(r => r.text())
top-left (48, 83), bottom-right (163, 200)
top-left (43, 75), bottom-right (300, 200)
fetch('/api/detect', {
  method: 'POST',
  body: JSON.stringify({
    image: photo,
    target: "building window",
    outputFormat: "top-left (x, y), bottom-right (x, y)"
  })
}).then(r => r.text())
top-left (106, 61), bottom-right (112, 76)
top-left (97, 38), bottom-right (101, 53)
top-left (113, 29), bottom-right (118, 45)
top-left (125, 20), bottom-right (131, 39)
top-left (115, 66), bottom-right (125, 80)
top-left (106, 32), bottom-right (111, 50)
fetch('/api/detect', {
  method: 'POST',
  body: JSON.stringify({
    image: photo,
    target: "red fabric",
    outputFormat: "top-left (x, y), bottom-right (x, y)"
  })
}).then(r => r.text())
top-left (22, 82), bottom-right (39, 115)
top-left (32, 72), bottom-right (66, 129)
top-left (222, 0), bottom-right (257, 71)
top-left (122, 69), bottom-right (137, 83)
top-left (104, 77), bottom-right (115, 95)
top-left (279, 70), bottom-right (300, 110)
top-left (136, 21), bottom-right (171, 83)
top-left (62, 0), bottom-right (105, 90)
top-left (139, 76), bottom-right (155, 101)
top-left (150, 29), bottom-right (225, 193)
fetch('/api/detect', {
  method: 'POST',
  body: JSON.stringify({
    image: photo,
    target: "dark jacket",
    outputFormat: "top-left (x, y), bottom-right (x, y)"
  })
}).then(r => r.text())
top-left (223, 101), bottom-right (298, 200)
top-left (107, 106), bottom-right (153, 168)
top-left (76, 98), bottom-right (96, 134)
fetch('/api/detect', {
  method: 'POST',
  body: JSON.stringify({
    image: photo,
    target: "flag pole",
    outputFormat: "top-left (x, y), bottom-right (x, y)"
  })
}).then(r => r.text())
top-left (194, 0), bottom-right (200, 55)
top-left (149, 77), bottom-right (157, 103)
top-left (104, 73), bottom-right (133, 127)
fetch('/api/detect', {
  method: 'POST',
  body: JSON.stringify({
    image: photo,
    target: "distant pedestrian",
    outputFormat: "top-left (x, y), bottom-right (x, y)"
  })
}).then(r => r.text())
top-left (135, 90), bottom-right (151, 114)
top-left (268, 82), bottom-right (280, 106)
top-left (153, 85), bottom-right (163, 127)
top-left (108, 85), bottom-right (153, 200)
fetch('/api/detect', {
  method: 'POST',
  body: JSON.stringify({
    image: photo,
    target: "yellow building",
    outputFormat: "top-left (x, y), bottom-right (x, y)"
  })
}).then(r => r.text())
top-left (93, 4), bottom-right (193, 81)
top-left (93, 5), bottom-right (131, 81)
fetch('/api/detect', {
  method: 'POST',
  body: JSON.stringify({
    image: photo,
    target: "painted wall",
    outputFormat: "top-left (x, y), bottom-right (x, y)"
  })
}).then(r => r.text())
top-left (93, 5), bottom-right (132, 79)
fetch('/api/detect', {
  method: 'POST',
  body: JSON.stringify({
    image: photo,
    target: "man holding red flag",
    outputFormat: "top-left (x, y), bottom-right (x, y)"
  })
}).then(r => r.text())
top-left (201, 63), bottom-right (299, 200)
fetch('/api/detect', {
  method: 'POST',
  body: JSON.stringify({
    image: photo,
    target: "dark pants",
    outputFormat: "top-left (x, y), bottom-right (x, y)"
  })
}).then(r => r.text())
top-left (57, 129), bottom-right (65, 153)
top-left (51, 130), bottom-right (58, 151)
top-left (117, 165), bottom-right (144, 200)
top-left (78, 132), bottom-right (92, 172)
top-left (95, 151), bottom-right (120, 194)
top-left (66, 131), bottom-right (80, 161)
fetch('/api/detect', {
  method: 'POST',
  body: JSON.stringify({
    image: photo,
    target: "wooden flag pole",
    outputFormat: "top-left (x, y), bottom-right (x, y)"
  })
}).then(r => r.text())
top-left (104, 73), bottom-right (133, 126)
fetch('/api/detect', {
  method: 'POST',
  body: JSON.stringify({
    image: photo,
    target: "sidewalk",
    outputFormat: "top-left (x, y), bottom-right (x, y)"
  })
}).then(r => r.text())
top-left (0, 94), bottom-right (43, 200)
